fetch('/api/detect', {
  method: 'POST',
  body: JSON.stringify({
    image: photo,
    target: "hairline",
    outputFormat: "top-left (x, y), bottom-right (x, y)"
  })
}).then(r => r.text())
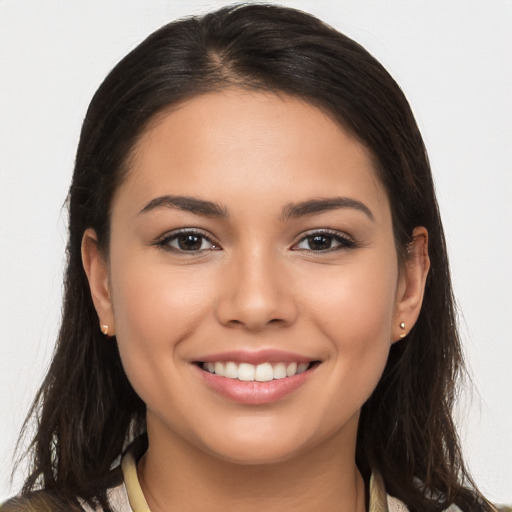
top-left (105, 84), bottom-right (407, 265)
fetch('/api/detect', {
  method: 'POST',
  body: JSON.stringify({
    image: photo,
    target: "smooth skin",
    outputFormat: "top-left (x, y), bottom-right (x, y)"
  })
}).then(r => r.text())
top-left (82, 89), bottom-right (429, 512)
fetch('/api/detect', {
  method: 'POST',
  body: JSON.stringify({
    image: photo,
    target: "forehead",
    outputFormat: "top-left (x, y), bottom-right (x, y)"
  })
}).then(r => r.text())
top-left (114, 89), bottom-right (389, 221)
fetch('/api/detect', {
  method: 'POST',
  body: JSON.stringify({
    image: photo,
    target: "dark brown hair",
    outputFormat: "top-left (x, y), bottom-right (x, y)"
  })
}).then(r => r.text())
top-left (7, 4), bottom-right (493, 511)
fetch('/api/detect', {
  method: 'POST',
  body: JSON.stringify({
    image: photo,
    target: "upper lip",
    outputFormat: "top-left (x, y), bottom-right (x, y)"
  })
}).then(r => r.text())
top-left (194, 349), bottom-right (317, 365)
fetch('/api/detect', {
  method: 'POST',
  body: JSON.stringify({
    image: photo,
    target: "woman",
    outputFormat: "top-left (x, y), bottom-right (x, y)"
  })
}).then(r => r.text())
top-left (1, 4), bottom-right (498, 512)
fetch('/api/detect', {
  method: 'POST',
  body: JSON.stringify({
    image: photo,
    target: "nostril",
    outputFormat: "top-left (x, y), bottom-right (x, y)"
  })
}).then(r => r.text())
top-left (213, 270), bottom-right (298, 330)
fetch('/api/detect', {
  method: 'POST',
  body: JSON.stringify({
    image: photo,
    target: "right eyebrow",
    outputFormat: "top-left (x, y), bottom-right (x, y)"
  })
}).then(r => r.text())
top-left (281, 196), bottom-right (375, 222)
top-left (138, 195), bottom-right (228, 218)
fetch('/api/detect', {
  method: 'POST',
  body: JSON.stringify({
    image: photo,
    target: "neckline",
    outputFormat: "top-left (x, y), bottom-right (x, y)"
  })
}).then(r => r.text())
top-left (120, 436), bottom-right (390, 512)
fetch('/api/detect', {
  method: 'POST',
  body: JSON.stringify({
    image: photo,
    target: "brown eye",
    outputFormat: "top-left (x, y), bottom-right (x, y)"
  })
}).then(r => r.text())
top-left (156, 230), bottom-right (219, 252)
top-left (292, 230), bottom-right (356, 252)
top-left (306, 234), bottom-right (335, 251)
top-left (176, 233), bottom-right (204, 251)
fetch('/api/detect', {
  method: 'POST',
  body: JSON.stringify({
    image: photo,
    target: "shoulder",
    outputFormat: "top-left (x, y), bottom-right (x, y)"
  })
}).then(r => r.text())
top-left (1, 467), bottom-right (126, 512)
top-left (386, 494), bottom-right (490, 512)
top-left (0, 486), bottom-right (129, 512)
top-left (375, 471), bottom-right (484, 512)
top-left (1, 438), bottom-right (143, 512)
top-left (1, 490), bottom-right (83, 512)
top-left (386, 494), bottom-right (410, 511)
top-left (79, 483), bottom-right (131, 512)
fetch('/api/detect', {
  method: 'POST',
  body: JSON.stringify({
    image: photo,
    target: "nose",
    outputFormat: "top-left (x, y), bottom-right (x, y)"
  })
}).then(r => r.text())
top-left (214, 248), bottom-right (298, 332)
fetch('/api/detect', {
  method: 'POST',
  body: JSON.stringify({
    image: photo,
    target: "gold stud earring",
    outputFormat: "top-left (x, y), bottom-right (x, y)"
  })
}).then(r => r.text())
top-left (399, 322), bottom-right (406, 338)
top-left (101, 324), bottom-right (109, 336)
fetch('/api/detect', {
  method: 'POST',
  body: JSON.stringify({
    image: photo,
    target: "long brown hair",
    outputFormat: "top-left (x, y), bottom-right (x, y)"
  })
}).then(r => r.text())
top-left (8, 4), bottom-right (492, 511)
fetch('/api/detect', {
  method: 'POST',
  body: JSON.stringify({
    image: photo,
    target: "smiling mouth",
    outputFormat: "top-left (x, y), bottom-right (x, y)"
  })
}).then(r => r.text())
top-left (197, 361), bottom-right (320, 382)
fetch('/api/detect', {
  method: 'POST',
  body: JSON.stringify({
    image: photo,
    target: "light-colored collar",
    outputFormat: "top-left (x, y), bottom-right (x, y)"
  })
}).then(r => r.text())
top-left (119, 439), bottom-right (461, 512)
top-left (369, 471), bottom-right (392, 512)
top-left (120, 443), bottom-right (397, 512)
top-left (122, 447), bottom-right (151, 512)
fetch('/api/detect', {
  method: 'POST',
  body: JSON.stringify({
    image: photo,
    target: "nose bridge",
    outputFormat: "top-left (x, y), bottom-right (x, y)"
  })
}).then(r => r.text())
top-left (215, 243), bottom-right (296, 330)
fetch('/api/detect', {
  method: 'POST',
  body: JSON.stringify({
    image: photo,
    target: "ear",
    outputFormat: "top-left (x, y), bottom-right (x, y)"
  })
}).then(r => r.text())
top-left (81, 228), bottom-right (115, 336)
top-left (393, 226), bottom-right (430, 342)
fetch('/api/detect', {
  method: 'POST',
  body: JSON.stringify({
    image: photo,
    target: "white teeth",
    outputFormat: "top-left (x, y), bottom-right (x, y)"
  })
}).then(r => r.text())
top-left (273, 363), bottom-right (287, 380)
top-left (237, 363), bottom-right (255, 381)
top-left (224, 361), bottom-right (238, 379)
top-left (254, 363), bottom-right (273, 382)
top-left (202, 361), bottom-right (312, 381)
top-left (297, 363), bottom-right (309, 374)
top-left (214, 362), bottom-right (225, 376)
top-left (286, 362), bottom-right (297, 377)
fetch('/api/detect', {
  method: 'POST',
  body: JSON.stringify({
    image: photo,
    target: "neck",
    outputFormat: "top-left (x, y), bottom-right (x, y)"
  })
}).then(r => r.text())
top-left (138, 414), bottom-right (366, 512)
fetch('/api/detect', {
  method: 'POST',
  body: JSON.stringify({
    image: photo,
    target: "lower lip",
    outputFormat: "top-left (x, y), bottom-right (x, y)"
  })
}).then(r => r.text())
top-left (196, 366), bottom-right (315, 405)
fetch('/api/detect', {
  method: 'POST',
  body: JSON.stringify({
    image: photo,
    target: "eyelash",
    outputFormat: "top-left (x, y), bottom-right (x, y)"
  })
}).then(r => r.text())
top-left (154, 229), bottom-right (220, 253)
top-left (291, 229), bottom-right (357, 253)
top-left (153, 228), bottom-right (357, 254)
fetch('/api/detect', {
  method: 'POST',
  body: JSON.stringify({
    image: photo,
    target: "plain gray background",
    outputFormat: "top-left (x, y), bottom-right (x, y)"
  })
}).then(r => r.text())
top-left (1, 0), bottom-right (511, 504)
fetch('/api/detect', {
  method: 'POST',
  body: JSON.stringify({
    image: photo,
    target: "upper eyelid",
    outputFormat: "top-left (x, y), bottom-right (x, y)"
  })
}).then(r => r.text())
top-left (294, 228), bottom-right (353, 242)
top-left (299, 228), bottom-right (349, 235)
top-left (154, 228), bottom-right (220, 248)
top-left (153, 227), bottom-right (354, 247)
top-left (156, 227), bottom-right (214, 240)
top-left (291, 229), bottom-right (356, 251)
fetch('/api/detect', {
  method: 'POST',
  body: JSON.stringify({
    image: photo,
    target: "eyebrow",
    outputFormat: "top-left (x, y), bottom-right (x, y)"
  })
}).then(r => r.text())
top-left (139, 194), bottom-right (374, 222)
top-left (281, 197), bottom-right (375, 221)
top-left (139, 195), bottom-right (228, 218)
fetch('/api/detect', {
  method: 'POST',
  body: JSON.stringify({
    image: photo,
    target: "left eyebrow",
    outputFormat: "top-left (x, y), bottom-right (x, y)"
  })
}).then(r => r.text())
top-left (138, 195), bottom-right (228, 218)
top-left (281, 197), bottom-right (375, 222)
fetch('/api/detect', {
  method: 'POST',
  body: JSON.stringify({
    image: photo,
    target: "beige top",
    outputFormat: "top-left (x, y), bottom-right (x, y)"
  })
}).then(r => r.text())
top-left (82, 441), bottom-right (463, 512)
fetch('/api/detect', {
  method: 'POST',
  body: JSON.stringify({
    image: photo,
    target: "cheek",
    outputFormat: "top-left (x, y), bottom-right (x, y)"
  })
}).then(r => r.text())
top-left (111, 252), bottom-right (213, 334)
top-left (304, 256), bottom-right (397, 337)
top-left (300, 251), bottom-right (398, 385)
top-left (108, 254), bottom-right (213, 392)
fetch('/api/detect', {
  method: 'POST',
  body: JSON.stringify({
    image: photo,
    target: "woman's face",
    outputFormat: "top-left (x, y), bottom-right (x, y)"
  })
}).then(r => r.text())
top-left (85, 89), bottom-right (426, 464)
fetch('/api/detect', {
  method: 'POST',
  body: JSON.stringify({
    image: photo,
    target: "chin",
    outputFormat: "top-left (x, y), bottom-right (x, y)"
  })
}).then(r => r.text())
top-left (193, 412), bottom-right (355, 467)
top-left (205, 436), bottom-right (310, 466)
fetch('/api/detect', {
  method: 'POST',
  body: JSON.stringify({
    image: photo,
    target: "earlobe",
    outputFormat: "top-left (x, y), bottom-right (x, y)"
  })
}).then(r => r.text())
top-left (81, 228), bottom-right (115, 336)
top-left (393, 226), bottom-right (430, 342)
